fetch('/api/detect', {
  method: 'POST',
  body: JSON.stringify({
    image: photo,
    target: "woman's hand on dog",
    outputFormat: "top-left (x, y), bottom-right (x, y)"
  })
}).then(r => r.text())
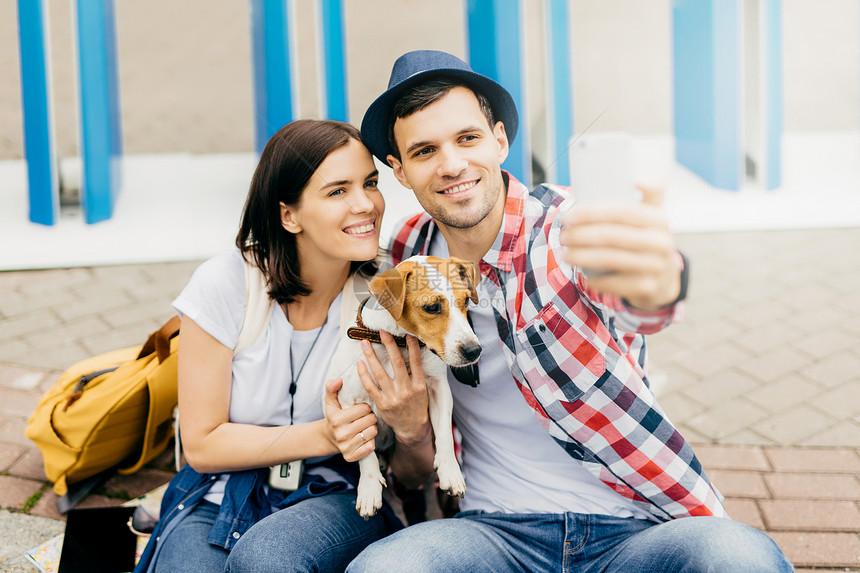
top-left (357, 332), bottom-right (432, 447)
top-left (323, 378), bottom-right (379, 462)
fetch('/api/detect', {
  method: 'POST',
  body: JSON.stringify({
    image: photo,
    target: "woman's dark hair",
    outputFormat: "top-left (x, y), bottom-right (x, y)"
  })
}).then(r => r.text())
top-left (236, 119), bottom-right (374, 304)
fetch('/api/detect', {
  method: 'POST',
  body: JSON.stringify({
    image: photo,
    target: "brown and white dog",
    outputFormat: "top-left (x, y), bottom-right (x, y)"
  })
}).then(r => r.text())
top-left (327, 256), bottom-right (481, 518)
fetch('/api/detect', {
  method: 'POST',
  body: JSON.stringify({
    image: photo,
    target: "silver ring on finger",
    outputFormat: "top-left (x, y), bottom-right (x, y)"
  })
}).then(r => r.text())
top-left (359, 430), bottom-right (367, 443)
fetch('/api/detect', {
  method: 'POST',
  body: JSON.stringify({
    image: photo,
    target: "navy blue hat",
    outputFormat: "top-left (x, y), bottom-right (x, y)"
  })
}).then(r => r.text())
top-left (360, 50), bottom-right (519, 163)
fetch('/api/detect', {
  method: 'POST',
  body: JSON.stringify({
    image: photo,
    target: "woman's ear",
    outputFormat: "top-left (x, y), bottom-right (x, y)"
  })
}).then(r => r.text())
top-left (280, 202), bottom-right (302, 234)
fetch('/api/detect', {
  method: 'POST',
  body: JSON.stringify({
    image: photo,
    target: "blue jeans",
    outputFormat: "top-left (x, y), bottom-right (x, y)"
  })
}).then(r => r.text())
top-left (153, 501), bottom-right (228, 573)
top-left (153, 492), bottom-right (387, 573)
top-left (347, 511), bottom-right (793, 573)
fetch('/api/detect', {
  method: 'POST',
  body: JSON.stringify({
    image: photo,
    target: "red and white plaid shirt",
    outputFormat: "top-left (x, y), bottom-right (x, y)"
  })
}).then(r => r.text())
top-left (389, 172), bottom-right (726, 521)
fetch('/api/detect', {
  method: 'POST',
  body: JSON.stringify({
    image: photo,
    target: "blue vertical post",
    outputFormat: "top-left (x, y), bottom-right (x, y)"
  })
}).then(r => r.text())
top-left (17, 0), bottom-right (58, 226)
top-left (545, 0), bottom-right (573, 185)
top-left (250, 0), bottom-right (296, 153)
top-left (466, 0), bottom-right (530, 187)
top-left (76, 0), bottom-right (123, 223)
top-left (763, 0), bottom-right (782, 189)
top-left (320, 0), bottom-right (348, 122)
top-left (673, 0), bottom-right (742, 190)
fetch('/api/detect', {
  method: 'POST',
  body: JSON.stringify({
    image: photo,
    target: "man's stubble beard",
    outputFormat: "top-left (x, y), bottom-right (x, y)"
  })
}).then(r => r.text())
top-left (422, 175), bottom-right (503, 230)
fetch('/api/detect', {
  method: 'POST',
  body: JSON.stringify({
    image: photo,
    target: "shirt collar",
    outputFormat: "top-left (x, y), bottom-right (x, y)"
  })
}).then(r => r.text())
top-left (480, 170), bottom-right (526, 273)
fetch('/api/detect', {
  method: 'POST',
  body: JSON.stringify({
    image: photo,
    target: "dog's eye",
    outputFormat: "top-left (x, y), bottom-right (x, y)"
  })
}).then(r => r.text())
top-left (422, 303), bottom-right (441, 314)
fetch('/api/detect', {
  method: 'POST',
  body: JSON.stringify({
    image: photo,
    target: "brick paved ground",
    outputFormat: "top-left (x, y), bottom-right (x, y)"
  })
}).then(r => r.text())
top-left (649, 229), bottom-right (860, 450)
top-left (1, 228), bottom-right (859, 570)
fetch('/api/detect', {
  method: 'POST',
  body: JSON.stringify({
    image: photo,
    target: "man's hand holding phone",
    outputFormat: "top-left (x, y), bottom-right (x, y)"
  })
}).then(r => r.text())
top-left (559, 132), bottom-right (682, 312)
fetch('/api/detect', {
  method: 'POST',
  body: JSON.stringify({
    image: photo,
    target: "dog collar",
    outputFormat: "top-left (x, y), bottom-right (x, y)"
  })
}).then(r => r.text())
top-left (346, 297), bottom-right (425, 349)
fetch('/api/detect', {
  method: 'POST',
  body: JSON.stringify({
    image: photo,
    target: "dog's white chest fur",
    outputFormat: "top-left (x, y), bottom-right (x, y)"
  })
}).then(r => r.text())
top-left (329, 341), bottom-right (447, 449)
top-left (324, 256), bottom-right (480, 518)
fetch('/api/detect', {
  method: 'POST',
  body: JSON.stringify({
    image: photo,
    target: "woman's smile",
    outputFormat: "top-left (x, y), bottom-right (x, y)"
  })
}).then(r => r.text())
top-left (343, 219), bottom-right (378, 238)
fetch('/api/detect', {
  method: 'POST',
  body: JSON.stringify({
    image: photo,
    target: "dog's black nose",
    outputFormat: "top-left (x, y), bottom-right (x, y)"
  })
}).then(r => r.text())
top-left (459, 343), bottom-right (482, 363)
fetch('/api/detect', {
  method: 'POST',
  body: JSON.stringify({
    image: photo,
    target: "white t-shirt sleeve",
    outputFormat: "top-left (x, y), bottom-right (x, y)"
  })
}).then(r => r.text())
top-left (171, 250), bottom-right (247, 349)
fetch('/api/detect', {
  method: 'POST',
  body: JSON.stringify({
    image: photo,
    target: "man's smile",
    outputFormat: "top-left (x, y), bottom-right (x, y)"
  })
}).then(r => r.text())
top-left (437, 179), bottom-right (479, 197)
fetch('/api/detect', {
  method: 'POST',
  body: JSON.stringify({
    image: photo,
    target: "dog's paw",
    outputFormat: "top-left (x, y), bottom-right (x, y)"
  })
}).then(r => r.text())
top-left (355, 473), bottom-right (386, 518)
top-left (435, 457), bottom-right (466, 498)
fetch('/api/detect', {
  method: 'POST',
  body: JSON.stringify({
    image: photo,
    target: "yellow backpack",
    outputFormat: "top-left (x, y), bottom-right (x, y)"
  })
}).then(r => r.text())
top-left (25, 257), bottom-right (273, 510)
top-left (25, 317), bottom-right (181, 498)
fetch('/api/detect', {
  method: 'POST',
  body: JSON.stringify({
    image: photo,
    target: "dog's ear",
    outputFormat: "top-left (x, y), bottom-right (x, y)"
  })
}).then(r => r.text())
top-left (369, 268), bottom-right (410, 320)
top-left (449, 257), bottom-right (479, 304)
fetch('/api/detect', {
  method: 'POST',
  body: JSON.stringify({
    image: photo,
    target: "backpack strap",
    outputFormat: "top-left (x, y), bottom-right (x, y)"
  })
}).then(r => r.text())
top-left (326, 272), bottom-right (371, 382)
top-left (137, 315), bottom-right (181, 362)
top-left (235, 256), bottom-right (275, 354)
top-left (340, 273), bottom-right (360, 334)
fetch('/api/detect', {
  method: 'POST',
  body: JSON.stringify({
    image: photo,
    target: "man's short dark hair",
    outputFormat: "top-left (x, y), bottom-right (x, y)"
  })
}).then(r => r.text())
top-left (387, 78), bottom-right (496, 161)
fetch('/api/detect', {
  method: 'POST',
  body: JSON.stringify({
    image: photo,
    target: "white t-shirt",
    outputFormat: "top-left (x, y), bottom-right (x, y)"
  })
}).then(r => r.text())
top-left (430, 238), bottom-right (654, 520)
top-left (172, 249), bottom-right (343, 503)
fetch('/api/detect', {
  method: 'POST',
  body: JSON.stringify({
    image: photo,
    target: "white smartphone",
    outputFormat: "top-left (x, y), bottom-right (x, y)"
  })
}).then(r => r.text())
top-left (568, 131), bottom-right (640, 206)
top-left (565, 131), bottom-right (640, 277)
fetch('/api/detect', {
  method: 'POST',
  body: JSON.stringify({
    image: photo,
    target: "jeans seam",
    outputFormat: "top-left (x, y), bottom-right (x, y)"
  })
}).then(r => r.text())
top-left (566, 515), bottom-right (590, 554)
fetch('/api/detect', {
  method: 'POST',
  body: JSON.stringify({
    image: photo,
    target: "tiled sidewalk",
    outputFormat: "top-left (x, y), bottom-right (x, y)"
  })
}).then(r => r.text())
top-left (696, 445), bottom-right (860, 570)
top-left (1, 228), bottom-right (859, 571)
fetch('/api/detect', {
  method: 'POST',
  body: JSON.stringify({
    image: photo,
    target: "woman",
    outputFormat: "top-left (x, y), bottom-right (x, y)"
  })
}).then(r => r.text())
top-left (135, 120), bottom-right (405, 573)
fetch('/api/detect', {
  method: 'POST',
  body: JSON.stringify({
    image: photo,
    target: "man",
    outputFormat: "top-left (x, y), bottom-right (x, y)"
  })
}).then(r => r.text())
top-left (348, 50), bottom-right (791, 572)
